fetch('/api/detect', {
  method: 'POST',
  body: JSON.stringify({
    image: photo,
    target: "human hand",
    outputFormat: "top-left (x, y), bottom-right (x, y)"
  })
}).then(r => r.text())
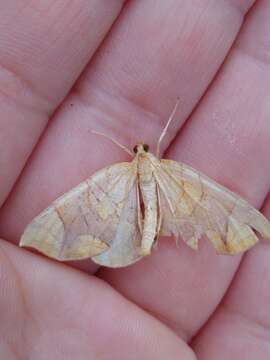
top-left (0, 1), bottom-right (270, 359)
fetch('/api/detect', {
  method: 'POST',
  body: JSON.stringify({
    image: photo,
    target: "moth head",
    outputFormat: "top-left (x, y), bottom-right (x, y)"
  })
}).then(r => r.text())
top-left (133, 143), bottom-right (149, 154)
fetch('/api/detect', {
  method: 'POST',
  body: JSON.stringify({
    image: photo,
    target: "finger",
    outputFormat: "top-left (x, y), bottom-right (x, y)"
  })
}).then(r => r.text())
top-left (192, 4), bottom-right (270, 346)
top-left (192, 207), bottom-right (270, 360)
top-left (0, 239), bottom-right (196, 360)
top-left (0, 0), bottom-right (127, 206)
top-left (99, 0), bottom-right (270, 342)
top-left (0, 0), bottom-right (255, 248)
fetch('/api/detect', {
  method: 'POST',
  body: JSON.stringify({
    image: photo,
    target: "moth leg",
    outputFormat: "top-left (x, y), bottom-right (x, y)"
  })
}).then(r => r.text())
top-left (156, 185), bottom-right (163, 237)
top-left (175, 235), bottom-right (180, 248)
top-left (153, 237), bottom-right (159, 250)
top-left (136, 181), bottom-right (143, 235)
top-left (151, 186), bottom-right (162, 251)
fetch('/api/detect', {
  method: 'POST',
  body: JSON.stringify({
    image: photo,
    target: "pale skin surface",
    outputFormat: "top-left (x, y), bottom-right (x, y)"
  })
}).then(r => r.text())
top-left (0, 0), bottom-right (270, 359)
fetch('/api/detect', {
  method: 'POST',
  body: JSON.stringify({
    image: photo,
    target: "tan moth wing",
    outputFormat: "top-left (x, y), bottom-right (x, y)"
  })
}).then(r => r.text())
top-left (20, 161), bottom-right (143, 267)
top-left (154, 159), bottom-right (270, 254)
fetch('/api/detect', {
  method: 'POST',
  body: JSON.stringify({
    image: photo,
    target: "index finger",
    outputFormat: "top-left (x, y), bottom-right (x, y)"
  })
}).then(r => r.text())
top-left (0, 0), bottom-right (127, 206)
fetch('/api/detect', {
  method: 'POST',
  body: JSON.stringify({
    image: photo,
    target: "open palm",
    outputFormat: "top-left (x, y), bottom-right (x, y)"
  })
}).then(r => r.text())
top-left (0, 1), bottom-right (270, 359)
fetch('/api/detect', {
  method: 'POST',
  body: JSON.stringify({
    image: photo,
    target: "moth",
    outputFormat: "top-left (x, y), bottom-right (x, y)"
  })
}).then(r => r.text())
top-left (20, 101), bottom-right (270, 267)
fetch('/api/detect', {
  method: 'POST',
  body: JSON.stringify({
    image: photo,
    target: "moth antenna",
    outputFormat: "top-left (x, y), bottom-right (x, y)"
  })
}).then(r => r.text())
top-left (91, 130), bottom-right (133, 156)
top-left (156, 98), bottom-right (181, 158)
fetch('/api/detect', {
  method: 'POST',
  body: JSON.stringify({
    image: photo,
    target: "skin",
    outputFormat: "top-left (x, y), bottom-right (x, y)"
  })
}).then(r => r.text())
top-left (0, 0), bottom-right (270, 358)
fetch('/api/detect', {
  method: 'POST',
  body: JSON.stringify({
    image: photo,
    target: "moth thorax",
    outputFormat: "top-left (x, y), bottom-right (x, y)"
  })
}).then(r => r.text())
top-left (138, 156), bottom-right (153, 183)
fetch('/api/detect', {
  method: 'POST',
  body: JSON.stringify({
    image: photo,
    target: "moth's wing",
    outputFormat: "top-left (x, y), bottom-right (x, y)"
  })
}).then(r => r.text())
top-left (20, 161), bottom-right (143, 267)
top-left (154, 159), bottom-right (270, 254)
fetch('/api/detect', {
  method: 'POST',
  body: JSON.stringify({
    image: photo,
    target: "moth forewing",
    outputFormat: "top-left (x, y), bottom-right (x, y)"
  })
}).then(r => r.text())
top-left (154, 159), bottom-right (270, 254)
top-left (20, 161), bottom-right (144, 267)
